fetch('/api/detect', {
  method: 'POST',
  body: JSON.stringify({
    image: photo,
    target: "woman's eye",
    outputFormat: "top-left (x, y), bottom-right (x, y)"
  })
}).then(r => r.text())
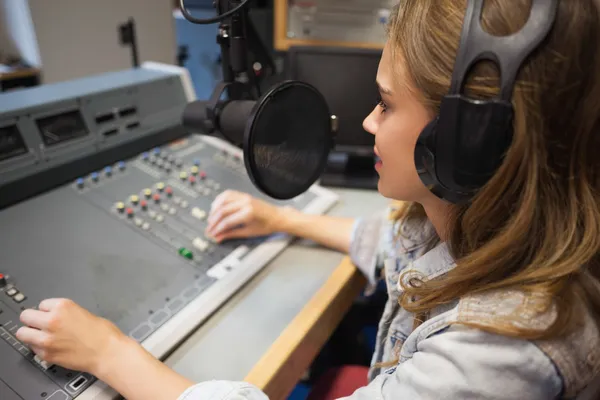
top-left (377, 97), bottom-right (388, 113)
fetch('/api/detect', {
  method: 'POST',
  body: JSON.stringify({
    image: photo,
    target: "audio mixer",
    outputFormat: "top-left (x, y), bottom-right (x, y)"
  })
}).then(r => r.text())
top-left (0, 63), bottom-right (338, 400)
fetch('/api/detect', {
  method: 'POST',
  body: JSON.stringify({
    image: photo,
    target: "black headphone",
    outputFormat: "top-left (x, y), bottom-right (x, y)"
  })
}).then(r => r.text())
top-left (414, 0), bottom-right (559, 204)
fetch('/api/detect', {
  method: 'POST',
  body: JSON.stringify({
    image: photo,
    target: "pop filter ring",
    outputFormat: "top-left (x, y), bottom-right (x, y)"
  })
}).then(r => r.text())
top-left (243, 80), bottom-right (334, 199)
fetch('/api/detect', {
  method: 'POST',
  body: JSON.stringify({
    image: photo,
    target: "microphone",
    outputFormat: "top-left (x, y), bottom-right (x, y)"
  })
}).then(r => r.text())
top-left (178, 0), bottom-right (335, 200)
top-left (182, 81), bottom-right (334, 200)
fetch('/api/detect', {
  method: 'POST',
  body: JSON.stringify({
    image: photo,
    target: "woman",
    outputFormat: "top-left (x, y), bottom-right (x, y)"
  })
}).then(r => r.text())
top-left (15, 0), bottom-right (600, 399)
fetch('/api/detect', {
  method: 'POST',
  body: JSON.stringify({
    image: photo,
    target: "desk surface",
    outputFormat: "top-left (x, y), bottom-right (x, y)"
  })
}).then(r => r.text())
top-left (164, 187), bottom-right (389, 395)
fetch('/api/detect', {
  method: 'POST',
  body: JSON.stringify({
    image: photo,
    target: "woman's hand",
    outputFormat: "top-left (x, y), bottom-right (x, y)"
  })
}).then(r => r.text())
top-left (17, 298), bottom-right (195, 400)
top-left (16, 298), bottom-right (127, 376)
top-left (206, 190), bottom-right (291, 242)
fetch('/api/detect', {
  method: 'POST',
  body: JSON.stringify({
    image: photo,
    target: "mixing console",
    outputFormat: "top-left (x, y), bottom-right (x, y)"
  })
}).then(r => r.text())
top-left (0, 63), bottom-right (337, 399)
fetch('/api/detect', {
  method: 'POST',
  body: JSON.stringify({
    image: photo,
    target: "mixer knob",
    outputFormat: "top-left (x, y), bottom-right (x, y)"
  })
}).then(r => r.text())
top-left (149, 156), bottom-right (158, 165)
top-left (156, 182), bottom-right (165, 192)
top-left (165, 165), bottom-right (172, 173)
top-left (104, 166), bottom-right (112, 177)
top-left (161, 153), bottom-right (169, 160)
top-left (91, 172), bottom-right (99, 182)
top-left (153, 147), bottom-right (161, 156)
top-left (193, 158), bottom-right (201, 166)
top-left (175, 159), bottom-right (183, 168)
top-left (142, 152), bottom-right (149, 161)
top-left (143, 188), bottom-right (152, 198)
top-left (153, 194), bottom-right (161, 203)
top-left (189, 176), bottom-right (196, 185)
top-left (126, 208), bottom-right (134, 218)
top-left (0, 273), bottom-right (6, 288)
top-left (118, 161), bottom-right (126, 171)
top-left (130, 195), bottom-right (139, 205)
top-left (140, 200), bottom-right (148, 211)
top-left (156, 160), bottom-right (165, 169)
top-left (76, 178), bottom-right (85, 189)
top-left (179, 172), bottom-right (188, 181)
top-left (191, 166), bottom-right (199, 176)
top-left (200, 171), bottom-right (207, 180)
top-left (116, 202), bottom-right (125, 213)
top-left (166, 187), bottom-right (173, 197)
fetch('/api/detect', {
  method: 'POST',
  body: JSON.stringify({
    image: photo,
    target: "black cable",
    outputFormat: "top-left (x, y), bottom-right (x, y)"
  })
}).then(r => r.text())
top-left (179, 0), bottom-right (252, 24)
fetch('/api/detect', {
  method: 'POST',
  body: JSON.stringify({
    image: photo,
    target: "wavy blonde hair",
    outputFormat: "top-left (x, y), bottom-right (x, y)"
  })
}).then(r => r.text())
top-left (388, 0), bottom-right (600, 340)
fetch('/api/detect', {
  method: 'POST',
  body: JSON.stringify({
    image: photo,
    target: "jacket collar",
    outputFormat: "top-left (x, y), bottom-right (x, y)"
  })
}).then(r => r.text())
top-left (397, 241), bottom-right (456, 293)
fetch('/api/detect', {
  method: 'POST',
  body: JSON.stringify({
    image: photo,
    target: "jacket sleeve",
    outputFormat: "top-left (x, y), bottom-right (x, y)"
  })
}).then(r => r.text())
top-left (339, 324), bottom-right (564, 400)
top-left (348, 208), bottom-right (390, 287)
top-left (177, 381), bottom-right (268, 400)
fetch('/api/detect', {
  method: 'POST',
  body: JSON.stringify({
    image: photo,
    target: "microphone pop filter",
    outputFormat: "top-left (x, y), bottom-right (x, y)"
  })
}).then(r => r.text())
top-left (243, 81), bottom-right (333, 200)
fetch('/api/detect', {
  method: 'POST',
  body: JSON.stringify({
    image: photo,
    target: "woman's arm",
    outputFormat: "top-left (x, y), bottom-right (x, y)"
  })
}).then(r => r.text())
top-left (206, 190), bottom-right (356, 253)
top-left (276, 206), bottom-right (356, 253)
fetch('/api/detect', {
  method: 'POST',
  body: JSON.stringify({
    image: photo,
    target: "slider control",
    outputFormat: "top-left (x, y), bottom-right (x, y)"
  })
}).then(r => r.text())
top-left (34, 354), bottom-right (52, 370)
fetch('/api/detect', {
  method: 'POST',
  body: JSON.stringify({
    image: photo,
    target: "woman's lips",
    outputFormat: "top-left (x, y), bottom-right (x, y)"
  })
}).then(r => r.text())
top-left (374, 147), bottom-right (382, 169)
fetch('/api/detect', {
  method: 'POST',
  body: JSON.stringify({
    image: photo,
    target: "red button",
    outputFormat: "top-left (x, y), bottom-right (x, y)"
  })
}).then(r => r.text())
top-left (140, 200), bottom-right (148, 210)
top-left (200, 172), bottom-right (206, 179)
top-left (153, 194), bottom-right (161, 202)
top-left (166, 187), bottom-right (173, 196)
top-left (126, 208), bottom-right (134, 217)
top-left (189, 176), bottom-right (196, 184)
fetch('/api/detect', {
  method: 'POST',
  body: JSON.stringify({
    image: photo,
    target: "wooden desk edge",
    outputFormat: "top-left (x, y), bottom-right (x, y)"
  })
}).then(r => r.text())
top-left (0, 68), bottom-right (41, 81)
top-left (244, 257), bottom-right (367, 400)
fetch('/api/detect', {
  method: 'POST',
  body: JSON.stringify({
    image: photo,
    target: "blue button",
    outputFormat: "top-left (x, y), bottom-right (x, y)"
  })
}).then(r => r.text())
top-left (193, 159), bottom-right (200, 166)
top-left (153, 147), bottom-right (161, 155)
top-left (118, 161), bottom-right (126, 170)
top-left (76, 178), bottom-right (85, 188)
top-left (91, 172), bottom-right (99, 181)
top-left (142, 152), bottom-right (149, 160)
top-left (104, 166), bottom-right (112, 175)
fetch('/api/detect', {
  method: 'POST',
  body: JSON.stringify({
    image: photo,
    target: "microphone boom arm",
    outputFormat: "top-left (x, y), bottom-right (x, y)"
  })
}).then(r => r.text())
top-left (179, 0), bottom-right (276, 140)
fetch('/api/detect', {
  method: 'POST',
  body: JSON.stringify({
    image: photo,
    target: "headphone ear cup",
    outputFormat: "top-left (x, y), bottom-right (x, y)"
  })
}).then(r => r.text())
top-left (414, 118), bottom-right (439, 188)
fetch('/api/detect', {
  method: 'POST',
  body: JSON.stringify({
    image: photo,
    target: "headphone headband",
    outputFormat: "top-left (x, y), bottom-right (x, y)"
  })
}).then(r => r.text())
top-left (415, 0), bottom-right (560, 204)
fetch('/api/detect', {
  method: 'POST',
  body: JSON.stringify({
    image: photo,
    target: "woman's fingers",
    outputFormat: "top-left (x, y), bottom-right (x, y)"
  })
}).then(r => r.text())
top-left (210, 208), bottom-right (252, 238)
top-left (207, 200), bottom-right (246, 231)
top-left (214, 225), bottom-right (255, 242)
top-left (19, 308), bottom-right (52, 331)
top-left (211, 190), bottom-right (244, 212)
top-left (15, 326), bottom-right (50, 348)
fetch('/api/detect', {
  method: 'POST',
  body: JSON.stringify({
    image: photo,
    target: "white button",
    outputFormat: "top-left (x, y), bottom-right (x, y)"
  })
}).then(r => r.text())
top-left (6, 287), bottom-right (17, 296)
top-left (193, 237), bottom-right (209, 252)
top-left (156, 215), bottom-right (164, 223)
top-left (134, 218), bottom-right (143, 227)
top-left (203, 188), bottom-right (211, 196)
top-left (142, 222), bottom-right (151, 231)
top-left (13, 292), bottom-right (25, 303)
top-left (181, 201), bottom-right (189, 208)
top-left (173, 197), bottom-right (182, 205)
top-left (148, 210), bottom-right (157, 219)
top-left (169, 207), bottom-right (177, 215)
top-left (161, 203), bottom-right (169, 211)
top-left (191, 207), bottom-right (206, 220)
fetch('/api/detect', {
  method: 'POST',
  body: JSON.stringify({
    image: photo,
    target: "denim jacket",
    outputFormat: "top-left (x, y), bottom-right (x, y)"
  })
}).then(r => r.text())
top-left (177, 206), bottom-right (600, 400)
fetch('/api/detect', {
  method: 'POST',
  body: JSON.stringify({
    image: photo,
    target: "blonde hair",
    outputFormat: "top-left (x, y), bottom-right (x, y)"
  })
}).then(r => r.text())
top-left (388, 0), bottom-right (600, 340)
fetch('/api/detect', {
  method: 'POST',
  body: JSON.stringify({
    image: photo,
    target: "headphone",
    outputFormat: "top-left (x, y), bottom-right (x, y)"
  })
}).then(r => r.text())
top-left (414, 0), bottom-right (560, 204)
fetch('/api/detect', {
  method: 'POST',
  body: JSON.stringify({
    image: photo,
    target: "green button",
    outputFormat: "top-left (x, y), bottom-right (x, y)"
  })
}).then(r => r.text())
top-left (178, 247), bottom-right (193, 260)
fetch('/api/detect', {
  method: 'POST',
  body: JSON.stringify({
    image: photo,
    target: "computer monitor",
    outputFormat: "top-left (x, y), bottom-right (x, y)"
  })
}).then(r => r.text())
top-left (286, 46), bottom-right (382, 190)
